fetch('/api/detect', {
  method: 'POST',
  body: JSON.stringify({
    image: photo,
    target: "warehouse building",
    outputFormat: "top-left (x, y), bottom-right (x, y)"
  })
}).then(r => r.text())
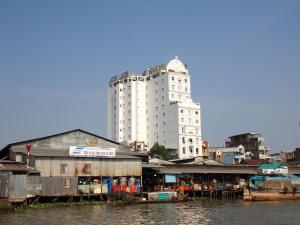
top-left (0, 129), bottom-right (144, 201)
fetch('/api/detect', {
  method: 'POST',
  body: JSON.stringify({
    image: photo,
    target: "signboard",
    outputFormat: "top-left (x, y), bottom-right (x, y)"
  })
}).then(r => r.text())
top-left (262, 167), bottom-right (288, 175)
top-left (69, 146), bottom-right (116, 158)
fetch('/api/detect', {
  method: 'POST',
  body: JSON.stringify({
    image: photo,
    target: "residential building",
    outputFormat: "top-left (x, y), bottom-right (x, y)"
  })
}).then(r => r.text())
top-left (209, 145), bottom-right (245, 165)
top-left (279, 148), bottom-right (300, 165)
top-left (225, 133), bottom-right (270, 160)
top-left (107, 57), bottom-right (202, 159)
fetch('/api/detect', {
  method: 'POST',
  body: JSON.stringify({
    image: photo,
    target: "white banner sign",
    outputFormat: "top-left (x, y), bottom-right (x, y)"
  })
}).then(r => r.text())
top-left (69, 146), bottom-right (116, 158)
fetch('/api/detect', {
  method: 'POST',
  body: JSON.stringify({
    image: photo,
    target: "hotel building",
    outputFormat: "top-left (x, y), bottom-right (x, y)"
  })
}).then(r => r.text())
top-left (107, 57), bottom-right (202, 158)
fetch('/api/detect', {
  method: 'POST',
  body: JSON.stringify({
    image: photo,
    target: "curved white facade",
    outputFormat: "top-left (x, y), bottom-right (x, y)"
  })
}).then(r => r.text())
top-left (107, 57), bottom-right (202, 158)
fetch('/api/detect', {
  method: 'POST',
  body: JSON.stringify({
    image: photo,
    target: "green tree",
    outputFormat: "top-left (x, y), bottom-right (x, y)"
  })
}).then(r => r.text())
top-left (149, 143), bottom-right (171, 160)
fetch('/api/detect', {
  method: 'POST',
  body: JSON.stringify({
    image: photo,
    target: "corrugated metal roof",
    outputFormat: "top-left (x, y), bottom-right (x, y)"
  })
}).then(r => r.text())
top-left (142, 163), bottom-right (165, 168)
top-left (0, 129), bottom-right (129, 158)
top-left (11, 147), bottom-right (140, 159)
top-left (149, 158), bottom-right (174, 165)
top-left (0, 161), bottom-right (40, 174)
top-left (156, 164), bottom-right (258, 174)
top-left (184, 159), bottom-right (225, 166)
top-left (0, 161), bottom-right (27, 172)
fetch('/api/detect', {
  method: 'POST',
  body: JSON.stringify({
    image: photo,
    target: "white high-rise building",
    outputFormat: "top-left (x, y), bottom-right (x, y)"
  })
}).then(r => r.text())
top-left (107, 57), bottom-right (202, 158)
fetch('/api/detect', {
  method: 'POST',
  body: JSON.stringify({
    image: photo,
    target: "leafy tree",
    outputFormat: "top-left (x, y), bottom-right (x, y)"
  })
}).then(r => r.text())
top-left (149, 143), bottom-right (171, 160)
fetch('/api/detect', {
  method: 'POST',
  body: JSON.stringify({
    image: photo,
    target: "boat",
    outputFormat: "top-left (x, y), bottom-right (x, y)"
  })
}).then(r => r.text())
top-left (244, 175), bottom-right (300, 201)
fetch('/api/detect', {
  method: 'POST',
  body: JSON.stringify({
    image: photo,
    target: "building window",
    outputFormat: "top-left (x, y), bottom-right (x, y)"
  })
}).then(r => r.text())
top-left (189, 138), bottom-right (193, 143)
top-left (172, 76), bottom-right (174, 80)
top-left (60, 164), bottom-right (68, 175)
top-left (195, 111), bottom-right (198, 115)
top-left (83, 164), bottom-right (91, 174)
top-left (172, 85), bottom-right (175, 90)
top-left (181, 118), bottom-right (184, 122)
top-left (64, 178), bottom-right (71, 189)
top-left (182, 137), bottom-right (185, 143)
top-left (182, 147), bottom-right (186, 154)
top-left (185, 79), bottom-right (187, 83)
top-left (189, 146), bottom-right (193, 153)
top-left (185, 87), bottom-right (188, 92)
top-left (196, 148), bottom-right (199, 154)
top-left (196, 120), bottom-right (199, 124)
top-left (180, 109), bottom-right (184, 113)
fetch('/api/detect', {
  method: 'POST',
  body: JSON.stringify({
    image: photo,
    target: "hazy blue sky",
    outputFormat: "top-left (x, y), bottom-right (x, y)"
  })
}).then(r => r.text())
top-left (0, 0), bottom-right (299, 152)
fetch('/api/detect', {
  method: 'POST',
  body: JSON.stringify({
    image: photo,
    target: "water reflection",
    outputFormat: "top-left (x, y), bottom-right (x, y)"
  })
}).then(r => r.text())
top-left (0, 200), bottom-right (299, 225)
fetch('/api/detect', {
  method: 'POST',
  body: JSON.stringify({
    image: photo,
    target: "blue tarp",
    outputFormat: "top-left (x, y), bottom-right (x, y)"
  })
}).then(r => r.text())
top-left (165, 174), bottom-right (176, 183)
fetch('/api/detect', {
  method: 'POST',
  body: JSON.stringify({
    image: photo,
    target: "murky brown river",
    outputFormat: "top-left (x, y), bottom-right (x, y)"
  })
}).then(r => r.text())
top-left (0, 200), bottom-right (299, 225)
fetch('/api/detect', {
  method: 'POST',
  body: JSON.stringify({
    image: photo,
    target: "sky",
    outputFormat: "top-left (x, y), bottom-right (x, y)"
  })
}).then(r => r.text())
top-left (0, 0), bottom-right (299, 153)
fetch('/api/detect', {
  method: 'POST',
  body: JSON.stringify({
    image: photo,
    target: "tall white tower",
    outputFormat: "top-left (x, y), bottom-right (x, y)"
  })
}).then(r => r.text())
top-left (107, 57), bottom-right (202, 158)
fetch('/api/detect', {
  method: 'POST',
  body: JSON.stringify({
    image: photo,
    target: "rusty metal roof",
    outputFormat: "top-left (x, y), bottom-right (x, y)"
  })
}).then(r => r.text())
top-left (0, 161), bottom-right (27, 172)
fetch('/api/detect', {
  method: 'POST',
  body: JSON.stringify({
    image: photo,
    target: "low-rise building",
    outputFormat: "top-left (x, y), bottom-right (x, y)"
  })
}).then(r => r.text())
top-left (279, 148), bottom-right (300, 165)
top-left (0, 129), bottom-right (144, 199)
top-left (209, 145), bottom-right (245, 165)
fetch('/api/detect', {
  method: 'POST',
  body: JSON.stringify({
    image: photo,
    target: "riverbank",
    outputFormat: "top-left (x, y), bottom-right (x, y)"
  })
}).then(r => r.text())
top-left (1, 200), bottom-right (300, 225)
top-left (0, 199), bottom-right (126, 212)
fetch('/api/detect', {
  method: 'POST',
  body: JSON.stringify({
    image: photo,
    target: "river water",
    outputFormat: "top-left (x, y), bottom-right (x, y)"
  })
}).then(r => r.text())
top-left (0, 200), bottom-right (299, 225)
